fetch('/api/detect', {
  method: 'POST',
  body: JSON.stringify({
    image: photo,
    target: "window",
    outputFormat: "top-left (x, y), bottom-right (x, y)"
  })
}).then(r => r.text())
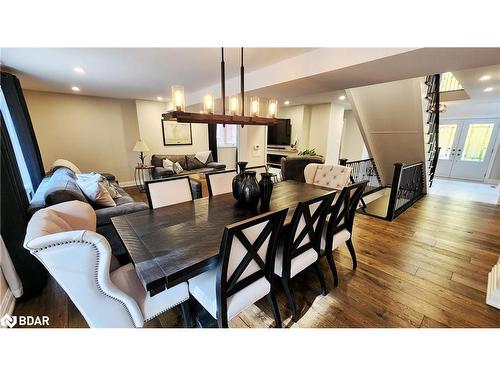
top-left (216, 124), bottom-right (238, 147)
top-left (461, 123), bottom-right (494, 162)
top-left (440, 72), bottom-right (463, 92)
top-left (439, 124), bottom-right (458, 160)
top-left (0, 88), bottom-right (34, 199)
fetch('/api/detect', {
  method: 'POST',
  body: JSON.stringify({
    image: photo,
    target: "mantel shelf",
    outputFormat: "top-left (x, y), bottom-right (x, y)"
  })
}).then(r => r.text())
top-left (162, 111), bottom-right (289, 126)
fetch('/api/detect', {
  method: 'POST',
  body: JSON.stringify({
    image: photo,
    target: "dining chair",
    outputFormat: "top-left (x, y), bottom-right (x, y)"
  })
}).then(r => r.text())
top-left (319, 181), bottom-right (368, 286)
top-left (246, 165), bottom-right (267, 182)
top-left (24, 200), bottom-right (191, 328)
top-left (206, 169), bottom-right (237, 196)
top-left (145, 175), bottom-right (194, 209)
top-left (188, 209), bottom-right (288, 328)
top-left (304, 163), bottom-right (352, 190)
top-left (273, 192), bottom-right (335, 322)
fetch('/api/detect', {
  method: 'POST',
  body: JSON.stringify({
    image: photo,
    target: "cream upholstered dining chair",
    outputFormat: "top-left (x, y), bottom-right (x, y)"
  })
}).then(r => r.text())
top-left (273, 192), bottom-right (335, 322)
top-left (145, 175), bottom-right (194, 209)
top-left (319, 181), bottom-right (367, 286)
top-left (304, 163), bottom-right (352, 190)
top-left (23, 200), bottom-right (190, 328)
top-left (188, 209), bottom-right (288, 328)
top-left (206, 169), bottom-right (237, 196)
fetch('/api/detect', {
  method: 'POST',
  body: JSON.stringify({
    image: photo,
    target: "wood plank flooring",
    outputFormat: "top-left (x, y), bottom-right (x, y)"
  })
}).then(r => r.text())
top-left (14, 187), bottom-right (500, 328)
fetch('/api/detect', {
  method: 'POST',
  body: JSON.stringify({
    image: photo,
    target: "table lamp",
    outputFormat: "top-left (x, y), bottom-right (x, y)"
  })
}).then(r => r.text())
top-left (133, 140), bottom-right (149, 166)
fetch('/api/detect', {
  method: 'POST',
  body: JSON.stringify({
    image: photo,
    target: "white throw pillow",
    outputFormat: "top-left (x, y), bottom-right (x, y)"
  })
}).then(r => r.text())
top-left (195, 151), bottom-right (211, 164)
top-left (76, 173), bottom-right (116, 207)
top-left (173, 161), bottom-right (184, 174)
top-left (51, 159), bottom-right (81, 174)
top-left (162, 158), bottom-right (174, 172)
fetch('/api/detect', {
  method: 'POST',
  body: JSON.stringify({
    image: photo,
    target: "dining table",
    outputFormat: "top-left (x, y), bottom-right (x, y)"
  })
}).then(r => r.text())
top-left (111, 180), bottom-right (334, 296)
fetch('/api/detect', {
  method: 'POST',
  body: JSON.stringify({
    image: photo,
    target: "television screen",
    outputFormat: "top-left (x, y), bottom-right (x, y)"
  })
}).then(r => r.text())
top-left (267, 121), bottom-right (291, 146)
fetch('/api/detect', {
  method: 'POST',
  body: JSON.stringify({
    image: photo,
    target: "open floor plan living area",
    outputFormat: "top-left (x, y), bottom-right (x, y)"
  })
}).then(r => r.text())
top-left (2, 46), bottom-right (500, 330)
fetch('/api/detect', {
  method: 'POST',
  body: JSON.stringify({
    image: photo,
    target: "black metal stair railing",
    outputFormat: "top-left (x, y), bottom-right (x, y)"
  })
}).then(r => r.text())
top-left (424, 73), bottom-right (441, 187)
top-left (339, 157), bottom-right (382, 193)
top-left (386, 162), bottom-right (426, 220)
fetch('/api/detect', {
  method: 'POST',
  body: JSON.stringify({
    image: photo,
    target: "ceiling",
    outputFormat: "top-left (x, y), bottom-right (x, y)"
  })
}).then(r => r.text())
top-left (0, 47), bottom-right (314, 100)
top-left (452, 64), bottom-right (500, 103)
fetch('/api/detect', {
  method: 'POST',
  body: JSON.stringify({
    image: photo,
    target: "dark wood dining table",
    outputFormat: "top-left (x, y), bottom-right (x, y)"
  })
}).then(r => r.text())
top-left (111, 180), bottom-right (333, 296)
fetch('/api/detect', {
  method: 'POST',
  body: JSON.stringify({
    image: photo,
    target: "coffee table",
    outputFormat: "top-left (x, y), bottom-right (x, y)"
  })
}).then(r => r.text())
top-left (189, 173), bottom-right (209, 197)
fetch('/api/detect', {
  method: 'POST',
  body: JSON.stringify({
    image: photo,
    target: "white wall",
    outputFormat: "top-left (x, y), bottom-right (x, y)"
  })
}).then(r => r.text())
top-left (238, 126), bottom-right (267, 167)
top-left (218, 147), bottom-right (237, 169)
top-left (307, 103), bottom-right (332, 156)
top-left (25, 90), bottom-right (140, 182)
top-left (135, 100), bottom-right (209, 161)
top-left (340, 110), bottom-right (366, 161)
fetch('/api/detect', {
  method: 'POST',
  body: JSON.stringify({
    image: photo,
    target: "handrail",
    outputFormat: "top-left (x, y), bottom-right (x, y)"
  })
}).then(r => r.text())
top-left (339, 157), bottom-right (383, 189)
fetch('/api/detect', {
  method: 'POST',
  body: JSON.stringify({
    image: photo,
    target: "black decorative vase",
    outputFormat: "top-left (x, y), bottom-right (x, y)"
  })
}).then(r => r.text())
top-left (239, 171), bottom-right (260, 208)
top-left (259, 172), bottom-right (275, 210)
top-left (232, 161), bottom-right (248, 200)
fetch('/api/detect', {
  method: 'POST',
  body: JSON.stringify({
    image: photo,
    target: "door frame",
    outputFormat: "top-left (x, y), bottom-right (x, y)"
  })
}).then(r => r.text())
top-left (438, 116), bottom-right (500, 183)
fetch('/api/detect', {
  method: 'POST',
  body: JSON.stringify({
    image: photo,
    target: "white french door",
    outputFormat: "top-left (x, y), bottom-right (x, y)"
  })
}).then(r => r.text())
top-left (435, 119), bottom-right (499, 181)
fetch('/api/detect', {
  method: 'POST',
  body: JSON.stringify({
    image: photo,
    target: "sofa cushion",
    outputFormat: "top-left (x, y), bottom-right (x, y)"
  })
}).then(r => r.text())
top-left (186, 154), bottom-right (206, 170)
top-left (151, 154), bottom-right (187, 170)
top-left (44, 168), bottom-right (89, 206)
top-left (206, 162), bottom-right (226, 170)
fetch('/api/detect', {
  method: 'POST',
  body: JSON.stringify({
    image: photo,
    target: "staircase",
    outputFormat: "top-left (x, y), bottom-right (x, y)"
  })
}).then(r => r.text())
top-left (424, 74), bottom-right (441, 187)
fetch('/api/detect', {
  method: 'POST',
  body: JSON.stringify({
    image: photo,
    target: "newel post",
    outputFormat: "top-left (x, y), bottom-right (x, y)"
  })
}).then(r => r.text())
top-left (386, 163), bottom-right (404, 221)
top-left (339, 158), bottom-right (348, 166)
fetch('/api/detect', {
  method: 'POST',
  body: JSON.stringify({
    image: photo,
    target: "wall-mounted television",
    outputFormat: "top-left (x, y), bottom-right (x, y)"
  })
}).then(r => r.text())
top-left (267, 120), bottom-right (291, 146)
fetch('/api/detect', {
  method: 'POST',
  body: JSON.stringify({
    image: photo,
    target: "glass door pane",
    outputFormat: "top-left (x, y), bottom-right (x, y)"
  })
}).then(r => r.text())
top-left (460, 123), bottom-right (494, 162)
top-left (439, 124), bottom-right (458, 160)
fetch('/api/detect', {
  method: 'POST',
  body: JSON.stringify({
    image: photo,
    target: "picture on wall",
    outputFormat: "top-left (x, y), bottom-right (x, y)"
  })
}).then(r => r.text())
top-left (162, 120), bottom-right (193, 146)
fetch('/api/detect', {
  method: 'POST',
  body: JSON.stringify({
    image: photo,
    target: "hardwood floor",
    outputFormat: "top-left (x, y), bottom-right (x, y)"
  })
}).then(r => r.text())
top-left (14, 187), bottom-right (500, 328)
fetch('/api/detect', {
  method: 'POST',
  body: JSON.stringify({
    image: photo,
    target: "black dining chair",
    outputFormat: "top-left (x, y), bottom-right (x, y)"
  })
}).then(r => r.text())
top-left (273, 192), bottom-right (335, 322)
top-left (206, 169), bottom-right (237, 196)
top-left (188, 208), bottom-right (288, 328)
top-left (144, 175), bottom-right (194, 209)
top-left (319, 181), bottom-right (368, 286)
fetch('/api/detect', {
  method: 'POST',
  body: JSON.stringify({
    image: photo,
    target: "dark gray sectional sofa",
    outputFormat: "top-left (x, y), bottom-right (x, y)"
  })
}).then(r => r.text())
top-left (27, 167), bottom-right (148, 260)
top-left (151, 152), bottom-right (226, 180)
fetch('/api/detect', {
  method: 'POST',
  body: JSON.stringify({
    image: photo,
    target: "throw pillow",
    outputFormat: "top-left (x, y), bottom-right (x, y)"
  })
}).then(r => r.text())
top-left (51, 159), bottom-right (81, 174)
top-left (173, 161), bottom-right (184, 174)
top-left (102, 178), bottom-right (122, 199)
top-left (76, 173), bottom-right (116, 207)
top-left (195, 151), bottom-right (212, 164)
top-left (162, 158), bottom-right (174, 172)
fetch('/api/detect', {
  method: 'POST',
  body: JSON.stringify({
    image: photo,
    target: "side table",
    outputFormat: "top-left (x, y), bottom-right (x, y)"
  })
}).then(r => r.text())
top-left (134, 165), bottom-right (154, 192)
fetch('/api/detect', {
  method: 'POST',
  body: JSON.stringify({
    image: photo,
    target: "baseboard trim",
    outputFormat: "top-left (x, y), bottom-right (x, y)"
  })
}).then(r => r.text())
top-left (0, 289), bottom-right (15, 318)
top-left (484, 179), bottom-right (499, 185)
top-left (119, 180), bottom-right (136, 188)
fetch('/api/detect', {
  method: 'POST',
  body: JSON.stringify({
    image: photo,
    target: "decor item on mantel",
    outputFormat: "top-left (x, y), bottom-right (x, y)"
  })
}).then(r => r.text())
top-left (163, 48), bottom-right (289, 127)
top-left (133, 140), bottom-right (150, 166)
top-left (239, 171), bottom-right (260, 208)
top-left (232, 161), bottom-right (248, 200)
top-left (259, 172), bottom-right (275, 210)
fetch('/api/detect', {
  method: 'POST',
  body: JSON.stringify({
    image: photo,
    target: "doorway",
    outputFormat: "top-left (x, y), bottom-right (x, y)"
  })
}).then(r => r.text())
top-left (436, 119), bottom-right (499, 181)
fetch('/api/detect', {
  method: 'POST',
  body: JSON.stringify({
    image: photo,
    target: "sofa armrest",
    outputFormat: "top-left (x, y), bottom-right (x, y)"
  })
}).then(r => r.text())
top-left (95, 202), bottom-right (149, 226)
top-left (152, 166), bottom-right (175, 180)
top-left (206, 162), bottom-right (226, 170)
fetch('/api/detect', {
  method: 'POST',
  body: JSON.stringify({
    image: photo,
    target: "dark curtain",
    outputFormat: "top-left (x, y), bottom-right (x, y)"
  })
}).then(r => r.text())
top-left (1, 72), bottom-right (45, 191)
top-left (1, 113), bottom-right (48, 299)
top-left (207, 122), bottom-right (218, 161)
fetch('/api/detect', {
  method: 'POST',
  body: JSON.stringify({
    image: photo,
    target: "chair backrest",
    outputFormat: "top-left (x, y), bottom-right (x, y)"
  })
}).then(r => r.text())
top-left (246, 165), bottom-right (267, 182)
top-left (282, 192), bottom-right (335, 271)
top-left (206, 169), bottom-right (237, 196)
top-left (215, 209), bottom-right (288, 311)
top-left (304, 163), bottom-right (352, 190)
top-left (145, 176), bottom-right (193, 209)
top-left (23, 201), bottom-right (144, 328)
top-left (324, 181), bottom-right (368, 249)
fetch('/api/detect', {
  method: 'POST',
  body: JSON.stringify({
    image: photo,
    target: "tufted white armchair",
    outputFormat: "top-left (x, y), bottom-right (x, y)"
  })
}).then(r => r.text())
top-left (304, 163), bottom-right (352, 191)
top-left (24, 201), bottom-right (190, 328)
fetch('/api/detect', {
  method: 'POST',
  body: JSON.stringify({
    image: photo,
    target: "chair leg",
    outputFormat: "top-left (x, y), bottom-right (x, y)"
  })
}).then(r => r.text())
top-left (180, 299), bottom-right (192, 328)
top-left (282, 277), bottom-right (298, 322)
top-left (326, 251), bottom-right (339, 287)
top-left (266, 292), bottom-right (282, 328)
top-left (346, 239), bottom-right (357, 270)
top-left (313, 261), bottom-right (327, 296)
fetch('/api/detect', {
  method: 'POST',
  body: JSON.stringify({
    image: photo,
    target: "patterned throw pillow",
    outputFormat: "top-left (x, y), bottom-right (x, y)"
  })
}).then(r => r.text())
top-left (76, 173), bottom-right (116, 207)
top-left (162, 158), bottom-right (174, 172)
top-left (173, 161), bottom-right (184, 174)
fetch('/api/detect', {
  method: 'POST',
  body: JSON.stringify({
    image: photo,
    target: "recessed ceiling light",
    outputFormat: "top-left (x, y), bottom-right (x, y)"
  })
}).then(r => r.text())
top-left (157, 96), bottom-right (163, 101)
top-left (284, 100), bottom-right (290, 106)
top-left (479, 75), bottom-right (491, 81)
top-left (484, 87), bottom-right (493, 92)
top-left (71, 86), bottom-right (80, 92)
top-left (73, 67), bottom-right (84, 74)
top-left (338, 95), bottom-right (346, 101)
